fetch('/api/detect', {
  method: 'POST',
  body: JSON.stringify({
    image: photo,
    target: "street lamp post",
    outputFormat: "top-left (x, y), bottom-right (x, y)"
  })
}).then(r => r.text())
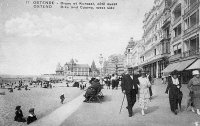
top-left (99, 54), bottom-right (103, 84)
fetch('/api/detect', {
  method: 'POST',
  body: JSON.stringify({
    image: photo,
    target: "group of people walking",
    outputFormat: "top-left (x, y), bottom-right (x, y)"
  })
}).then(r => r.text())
top-left (121, 69), bottom-right (152, 117)
top-left (165, 69), bottom-right (200, 116)
top-left (104, 74), bottom-right (121, 90)
top-left (121, 68), bottom-right (200, 117)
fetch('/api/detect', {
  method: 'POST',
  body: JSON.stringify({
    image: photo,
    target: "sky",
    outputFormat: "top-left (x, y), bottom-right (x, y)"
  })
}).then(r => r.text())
top-left (0, 0), bottom-right (154, 75)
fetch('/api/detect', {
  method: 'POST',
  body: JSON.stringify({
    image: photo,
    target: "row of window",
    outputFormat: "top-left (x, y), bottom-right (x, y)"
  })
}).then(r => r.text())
top-left (173, 35), bottom-right (199, 55)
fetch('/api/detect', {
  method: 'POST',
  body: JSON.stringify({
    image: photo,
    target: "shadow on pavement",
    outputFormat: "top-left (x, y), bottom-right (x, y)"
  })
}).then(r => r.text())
top-left (151, 95), bottom-right (158, 100)
top-left (101, 95), bottom-right (112, 102)
top-left (146, 106), bottom-right (159, 114)
top-left (133, 106), bottom-right (159, 114)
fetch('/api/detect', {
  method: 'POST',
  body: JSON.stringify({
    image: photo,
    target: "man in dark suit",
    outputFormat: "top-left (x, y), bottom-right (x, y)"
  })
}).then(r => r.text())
top-left (121, 70), bottom-right (139, 117)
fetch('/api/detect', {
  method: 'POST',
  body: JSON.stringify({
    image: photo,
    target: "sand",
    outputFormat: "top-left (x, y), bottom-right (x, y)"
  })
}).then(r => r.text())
top-left (0, 85), bottom-right (83, 126)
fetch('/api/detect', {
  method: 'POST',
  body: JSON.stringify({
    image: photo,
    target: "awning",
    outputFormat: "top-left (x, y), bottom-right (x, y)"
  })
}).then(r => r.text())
top-left (162, 62), bottom-right (179, 73)
top-left (186, 59), bottom-right (200, 70)
top-left (176, 59), bottom-right (196, 71)
top-left (162, 58), bottom-right (197, 73)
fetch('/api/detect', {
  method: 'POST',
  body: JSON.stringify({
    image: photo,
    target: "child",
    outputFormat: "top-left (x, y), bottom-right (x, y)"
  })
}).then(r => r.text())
top-left (27, 108), bottom-right (37, 125)
top-left (60, 93), bottom-right (65, 104)
top-left (14, 106), bottom-right (26, 122)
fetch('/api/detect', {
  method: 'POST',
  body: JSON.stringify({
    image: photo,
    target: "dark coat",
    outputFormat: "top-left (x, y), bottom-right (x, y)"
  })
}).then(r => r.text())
top-left (165, 76), bottom-right (182, 99)
top-left (27, 115), bottom-right (37, 124)
top-left (121, 74), bottom-right (139, 93)
top-left (14, 110), bottom-right (26, 122)
top-left (85, 81), bottom-right (102, 96)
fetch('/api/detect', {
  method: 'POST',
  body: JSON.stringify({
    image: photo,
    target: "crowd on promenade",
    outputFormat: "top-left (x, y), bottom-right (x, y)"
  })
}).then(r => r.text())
top-left (110, 69), bottom-right (200, 117)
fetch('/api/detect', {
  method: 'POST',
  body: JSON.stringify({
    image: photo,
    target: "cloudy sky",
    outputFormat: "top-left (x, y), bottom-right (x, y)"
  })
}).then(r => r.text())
top-left (0, 0), bottom-right (154, 75)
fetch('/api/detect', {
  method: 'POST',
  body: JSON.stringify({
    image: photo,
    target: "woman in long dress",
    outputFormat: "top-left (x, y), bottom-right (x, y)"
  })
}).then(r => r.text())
top-left (187, 70), bottom-right (200, 115)
top-left (165, 70), bottom-right (181, 115)
top-left (138, 70), bottom-right (151, 116)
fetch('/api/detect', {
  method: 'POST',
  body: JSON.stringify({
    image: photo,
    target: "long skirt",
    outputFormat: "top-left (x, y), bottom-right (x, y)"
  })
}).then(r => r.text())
top-left (139, 88), bottom-right (150, 109)
top-left (168, 87), bottom-right (179, 112)
top-left (192, 85), bottom-right (200, 109)
top-left (193, 92), bottom-right (200, 109)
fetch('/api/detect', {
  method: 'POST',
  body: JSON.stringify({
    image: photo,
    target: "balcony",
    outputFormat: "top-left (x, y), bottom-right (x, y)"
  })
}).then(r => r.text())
top-left (172, 17), bottom-right (181, 27)
top-left (172, 35), bottom-right (181, 44)
top-left (169, 53), bottom-right (182, 62)
top-left (163, 14), bottom-right (171, 26)
top-left (140, 54), bottom-right (164, 66)
top-left (184, 0), bottom-right (200, 15)
top-left (184, 24), bottom-right (199, 36)
top-left (182, 48), bottom-right (200, 58)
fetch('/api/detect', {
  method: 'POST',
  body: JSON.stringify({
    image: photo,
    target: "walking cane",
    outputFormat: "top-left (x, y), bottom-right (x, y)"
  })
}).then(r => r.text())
top-left (119, 93), bottom-right (126, 114)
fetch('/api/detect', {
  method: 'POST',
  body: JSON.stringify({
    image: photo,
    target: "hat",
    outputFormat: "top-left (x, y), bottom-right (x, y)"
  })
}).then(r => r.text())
top-left (192, 70), bottom-right (200, 75)
top-left (94, 79), bottom-right (99, 83)
top-left (29, 108), bottom-right (35, 113)
top-left (15, 106), bottom-right (21, 110)
top-left (140, 69), bottom-right (146, 74)
top-left (171, 70), bottom-right (179, 75)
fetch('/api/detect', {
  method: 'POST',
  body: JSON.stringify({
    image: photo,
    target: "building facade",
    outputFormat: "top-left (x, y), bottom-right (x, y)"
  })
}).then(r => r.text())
top-left (124, 38), bottom-right (144, 74)
top-left (55, 59), bottom-right (90, 77)
top-left (90, 61), bottom-right (100, 77)
top-left (140, 0), bottom-right (172, 78)
top-left (123, 0), bottom-right (200, 83)
top-left (103, 54), bottom-right (125, 75)
top-left (163, 0), bottom-right (200, 83)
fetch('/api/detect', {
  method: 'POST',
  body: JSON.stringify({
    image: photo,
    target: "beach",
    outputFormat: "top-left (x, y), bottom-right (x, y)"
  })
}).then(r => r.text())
top-left (0, 84), bottom-right (83, 126)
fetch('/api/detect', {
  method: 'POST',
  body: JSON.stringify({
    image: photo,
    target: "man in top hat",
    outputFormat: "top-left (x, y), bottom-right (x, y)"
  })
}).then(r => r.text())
top-left (121, 69), bottom-right (139, 117)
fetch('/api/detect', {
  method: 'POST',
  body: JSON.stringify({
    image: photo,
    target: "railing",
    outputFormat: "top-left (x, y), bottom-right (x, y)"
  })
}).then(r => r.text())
top-left (184, 24), bottom-right (199, 35)
top-left (182, 48), bottom-right (200, 58)
top-left (184, 0), bottom-right (200, 14)
top-left (169, 53), bottom-right (182, 61)
top-left (163, 13), bottom-right (171, 25)
top-left (172, 17), bottom-right (181, 26)
top-left (172, 35), bottom-right (181, 43)
top-left (164, 34), bottom-right (171, 40)
top-left (140, 54), bottom-right (163, 65)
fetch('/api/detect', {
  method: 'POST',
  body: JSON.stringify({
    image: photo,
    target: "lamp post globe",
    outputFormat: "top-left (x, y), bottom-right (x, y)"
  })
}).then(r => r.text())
top-left (99, 54), bottom-right (103, 83)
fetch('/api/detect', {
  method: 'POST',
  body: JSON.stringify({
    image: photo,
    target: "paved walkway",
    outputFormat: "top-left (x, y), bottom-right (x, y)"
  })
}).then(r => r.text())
top-left (30, 84), bottom-right (200, 126)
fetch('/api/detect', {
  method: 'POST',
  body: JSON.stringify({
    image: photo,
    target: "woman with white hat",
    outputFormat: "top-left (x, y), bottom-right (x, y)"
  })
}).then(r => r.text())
top-left (188, 70), bottom-right (200, 115)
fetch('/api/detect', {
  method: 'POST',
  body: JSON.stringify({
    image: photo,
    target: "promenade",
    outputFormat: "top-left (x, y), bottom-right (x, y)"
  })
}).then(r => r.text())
top-left (60, 84), bottom-right (200, 126)
top-left (2, 83), bottom-right (200, 126)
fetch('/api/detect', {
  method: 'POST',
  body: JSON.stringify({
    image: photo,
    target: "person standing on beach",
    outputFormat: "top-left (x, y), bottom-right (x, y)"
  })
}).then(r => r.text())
top-left (121, 70), bottom-right (139, 117)
top-left (60, 93), bottom-right (65, 104)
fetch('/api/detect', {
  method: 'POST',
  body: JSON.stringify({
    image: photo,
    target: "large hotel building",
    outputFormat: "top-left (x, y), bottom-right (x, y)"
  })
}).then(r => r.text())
top-left (125, 0), bottom-right (200, 83)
